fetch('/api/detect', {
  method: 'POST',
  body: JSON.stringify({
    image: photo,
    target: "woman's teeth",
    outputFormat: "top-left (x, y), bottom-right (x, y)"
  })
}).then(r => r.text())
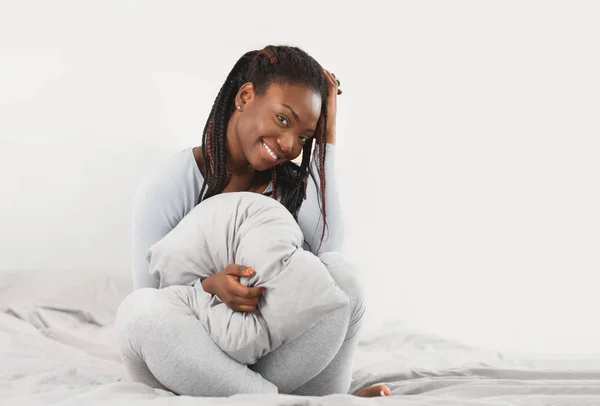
top-left (263, 142), bottom-right (279, 160)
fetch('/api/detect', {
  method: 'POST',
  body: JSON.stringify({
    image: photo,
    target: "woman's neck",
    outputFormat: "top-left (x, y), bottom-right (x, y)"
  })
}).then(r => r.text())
top-left (225, 111), bottom-right (252, 175)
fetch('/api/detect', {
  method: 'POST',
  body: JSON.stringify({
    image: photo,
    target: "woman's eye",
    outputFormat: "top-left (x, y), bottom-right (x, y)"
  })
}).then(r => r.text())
top-left (277, 115), bottom-right (288, 126)
top-left (299, 136), bottom-right (309, 144)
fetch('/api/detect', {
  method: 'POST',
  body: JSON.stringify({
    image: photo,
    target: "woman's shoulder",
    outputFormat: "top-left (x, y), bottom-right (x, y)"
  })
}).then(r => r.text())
top-left (133, 147), bottom-right (203, 226)
top-left (137, 147), bottom-right (198, 187)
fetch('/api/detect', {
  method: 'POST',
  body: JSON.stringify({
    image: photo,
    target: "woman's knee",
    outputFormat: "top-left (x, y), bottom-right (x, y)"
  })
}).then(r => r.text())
top-left (319, 252), bottom-right (366, 321)
top-left (114, 288), bottom-right (171, 353)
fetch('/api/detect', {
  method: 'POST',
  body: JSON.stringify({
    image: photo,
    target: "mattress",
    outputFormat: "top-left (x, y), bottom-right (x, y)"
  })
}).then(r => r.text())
top-left (1, 269), bottom-right (599, 406)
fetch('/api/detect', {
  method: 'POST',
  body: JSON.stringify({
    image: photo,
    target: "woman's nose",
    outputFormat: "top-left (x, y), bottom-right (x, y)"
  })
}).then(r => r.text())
top-left (277, 134), bottom-right (293, 154)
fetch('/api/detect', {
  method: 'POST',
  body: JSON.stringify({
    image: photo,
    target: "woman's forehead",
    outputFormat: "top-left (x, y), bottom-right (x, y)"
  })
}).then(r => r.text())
top-left (261, 82), bottom-right (322, 118)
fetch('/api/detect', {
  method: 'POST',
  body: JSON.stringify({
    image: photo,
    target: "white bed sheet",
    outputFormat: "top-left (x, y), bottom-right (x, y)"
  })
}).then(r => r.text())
top-left (1, 270), bottom-right (600, 406)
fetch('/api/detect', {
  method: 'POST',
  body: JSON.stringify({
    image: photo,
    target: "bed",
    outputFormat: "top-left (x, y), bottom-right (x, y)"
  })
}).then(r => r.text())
top-left (2, 269), bottom-right (600, 406)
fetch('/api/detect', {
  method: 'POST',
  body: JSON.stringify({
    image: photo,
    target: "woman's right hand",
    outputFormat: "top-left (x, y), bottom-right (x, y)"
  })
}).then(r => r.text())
top-left (201, 265), bottom-right (263, 312)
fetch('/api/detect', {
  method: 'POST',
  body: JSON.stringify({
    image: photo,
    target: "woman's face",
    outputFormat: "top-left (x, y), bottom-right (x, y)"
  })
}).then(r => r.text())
top-left (234, 82), bottom-right (322, 172)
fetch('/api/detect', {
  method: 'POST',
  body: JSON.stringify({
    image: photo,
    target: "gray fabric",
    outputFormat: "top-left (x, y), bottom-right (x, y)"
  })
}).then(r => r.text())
top-left (115, 287), bottom-right (279, 396)
top-left (250, 252), bottom-right (366, 395)
top-left (131, 144), bottom-right (342, 291)
top-left (5, 269), bottom-right (600, 404)
top-left (0, 269), bottom-right (129, 328)
top-left (146, 191), bottom-right (349, 365)
top-left (114, 257), bottom-right (365, 396)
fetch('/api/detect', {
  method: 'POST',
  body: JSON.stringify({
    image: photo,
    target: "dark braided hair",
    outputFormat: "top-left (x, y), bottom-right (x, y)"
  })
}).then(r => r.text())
top-left (198, 45), bottom-right (330, 247)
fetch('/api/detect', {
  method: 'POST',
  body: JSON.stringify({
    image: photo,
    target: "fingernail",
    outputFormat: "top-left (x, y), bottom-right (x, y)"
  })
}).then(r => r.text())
top-left (246, 268), bottom-right (254, 275)
top-left (380, 390), bottom-right (388, 396)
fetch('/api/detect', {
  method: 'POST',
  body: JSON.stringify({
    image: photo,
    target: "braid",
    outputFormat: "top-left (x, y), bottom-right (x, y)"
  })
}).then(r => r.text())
top-left (270, 168), bottom-right (277, 199)
top-left (198, 45), bottom-right (331, 249)
top-left (199, 50), bottom-right (258, 202)
top-left (314, 113), bottom-right (328, 250)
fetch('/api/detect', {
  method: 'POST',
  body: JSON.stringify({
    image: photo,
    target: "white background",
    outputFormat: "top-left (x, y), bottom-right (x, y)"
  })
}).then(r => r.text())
top-left (1, 1), bottom-right (598, 356)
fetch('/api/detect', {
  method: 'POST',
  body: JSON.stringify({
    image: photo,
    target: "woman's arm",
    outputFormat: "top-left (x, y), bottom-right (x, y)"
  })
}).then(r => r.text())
top-left (296, 143), bottom-right (344, 255)
top-left (297, 68), bottom-right (343, 255)
top-left (131, 171), bottom-right (184, 290)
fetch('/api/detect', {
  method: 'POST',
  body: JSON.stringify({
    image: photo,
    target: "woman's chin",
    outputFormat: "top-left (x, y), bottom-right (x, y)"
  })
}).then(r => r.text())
top-left (249, 156), bottom-right (277, 171)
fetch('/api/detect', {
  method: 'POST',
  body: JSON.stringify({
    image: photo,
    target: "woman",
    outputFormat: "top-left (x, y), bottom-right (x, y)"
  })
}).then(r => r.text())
top-left (116, 45), bottom-right (391, 398)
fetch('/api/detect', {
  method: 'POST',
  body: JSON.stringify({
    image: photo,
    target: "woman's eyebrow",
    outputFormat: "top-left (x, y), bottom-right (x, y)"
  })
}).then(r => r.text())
top-left (282, 104), bottom-right (300, 122)
top-left (281, 104), bottom-right (316, 133)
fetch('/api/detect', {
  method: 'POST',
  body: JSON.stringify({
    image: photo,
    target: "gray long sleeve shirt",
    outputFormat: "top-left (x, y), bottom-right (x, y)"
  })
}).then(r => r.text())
top-left (131, 144), bottom-right (343, 290)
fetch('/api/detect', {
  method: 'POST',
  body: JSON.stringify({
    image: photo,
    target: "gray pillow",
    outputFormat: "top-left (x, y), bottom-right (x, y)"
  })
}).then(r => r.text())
top-left (146, 191), bottom-right (349, 365)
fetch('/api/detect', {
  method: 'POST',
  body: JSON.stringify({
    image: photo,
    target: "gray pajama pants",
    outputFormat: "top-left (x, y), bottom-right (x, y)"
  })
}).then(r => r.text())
top-left (114, 264), bottom-right (365, 397)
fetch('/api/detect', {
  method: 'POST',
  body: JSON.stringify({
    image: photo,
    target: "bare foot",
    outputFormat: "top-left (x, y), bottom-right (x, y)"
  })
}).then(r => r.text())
top-left (353, 384), bottom-right (391, 397)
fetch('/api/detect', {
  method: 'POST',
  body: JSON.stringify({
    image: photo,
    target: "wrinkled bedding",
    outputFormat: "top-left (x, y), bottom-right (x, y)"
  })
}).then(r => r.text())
top-left (2, 269), bottom-right (600, 406)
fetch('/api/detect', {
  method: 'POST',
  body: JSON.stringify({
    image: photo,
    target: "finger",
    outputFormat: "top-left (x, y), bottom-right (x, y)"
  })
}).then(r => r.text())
top-left (222, 293), bottom-right (256, 309)
top-left (233, 304), bottom-right (258, 313)
top-left (323, 69), bottom-right (341, 96)
top-left (330, 73), bottom-right (340, 87)
top-left (246, 285), bottom-right (264, 298)
top-left (322, 68), bottom-right (337, 87)
top-left (330, 72), bottom-right (340, 86)
top-left (225, 265), bottom-right (254, 277)
top-left (231, 295), bottom-right (260, 307)
top-left (233, 284), bottom-right (264, 298)
top-left (330, 73), bottom-right (341, 90)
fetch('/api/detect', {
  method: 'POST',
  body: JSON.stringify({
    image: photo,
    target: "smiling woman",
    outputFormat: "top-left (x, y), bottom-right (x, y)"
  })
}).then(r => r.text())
top-left (117, 44), bottom-right (391, 398)
top-left (193, 46), bottom-right (334, 220)
top-left (228, 82), bottom-right (322, 173)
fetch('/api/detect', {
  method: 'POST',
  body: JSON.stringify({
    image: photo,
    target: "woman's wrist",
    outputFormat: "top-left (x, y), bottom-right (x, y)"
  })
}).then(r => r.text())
top-left (201, 275), bottom-right (214, 294)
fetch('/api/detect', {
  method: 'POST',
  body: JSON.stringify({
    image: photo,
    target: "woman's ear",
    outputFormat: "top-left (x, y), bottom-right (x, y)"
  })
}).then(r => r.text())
top-left (235, 82), bottom-right (255, 110)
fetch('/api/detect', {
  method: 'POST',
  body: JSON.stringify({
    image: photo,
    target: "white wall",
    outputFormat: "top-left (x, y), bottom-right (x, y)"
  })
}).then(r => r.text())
top-left (1, 1), bottom-right (599, 356)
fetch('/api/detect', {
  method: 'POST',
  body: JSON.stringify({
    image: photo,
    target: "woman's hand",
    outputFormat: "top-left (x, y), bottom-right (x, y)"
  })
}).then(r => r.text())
top-left (201, 265), bottom-right (263, 312)
top-left (322, 68), bottom-right (341, 145)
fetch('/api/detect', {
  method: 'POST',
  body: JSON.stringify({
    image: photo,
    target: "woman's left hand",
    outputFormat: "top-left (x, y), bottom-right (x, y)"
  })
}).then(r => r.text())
top-left (322, 68), bottom-right (341, 145)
